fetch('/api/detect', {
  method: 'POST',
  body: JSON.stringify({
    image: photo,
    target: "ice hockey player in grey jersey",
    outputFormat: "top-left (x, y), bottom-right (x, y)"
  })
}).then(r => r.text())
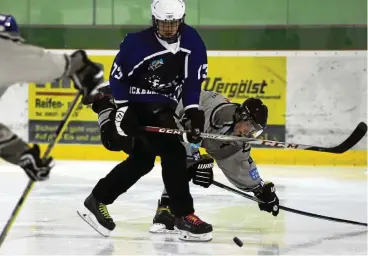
top-left (85, 82), bottom-right (279, 235)
top-left (0, 14), bottom-right (104, 181)
top-left (150, 90), bottom-right (280, 233)
top-left (0, 14), bottom-right (103, 89)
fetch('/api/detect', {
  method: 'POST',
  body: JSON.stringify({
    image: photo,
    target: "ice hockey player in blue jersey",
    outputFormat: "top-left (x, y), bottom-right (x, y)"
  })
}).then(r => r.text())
top-left (78, 0), bottom-right (213, 242)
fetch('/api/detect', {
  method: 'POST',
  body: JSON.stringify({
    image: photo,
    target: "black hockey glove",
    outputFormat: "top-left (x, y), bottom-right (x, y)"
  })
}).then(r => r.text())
top-left (19, 145), bottom-right (54, 181)
top-left (90, 83), bottom-right (115, 113)
top-left (80, 81), bottom-right (113, 107)
top-left (254, 181), bottom-right (279, 216)
top-left (182, 108), bottom-right (205, 144)
top-left (65, 50), bottom-right (104, 98)
top-left (188, 154), bottom-right (214, 188)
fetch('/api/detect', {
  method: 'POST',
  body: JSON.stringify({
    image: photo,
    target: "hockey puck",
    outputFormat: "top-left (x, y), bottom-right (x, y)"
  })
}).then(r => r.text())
top-left (233, 236), bottom-right (243, 247)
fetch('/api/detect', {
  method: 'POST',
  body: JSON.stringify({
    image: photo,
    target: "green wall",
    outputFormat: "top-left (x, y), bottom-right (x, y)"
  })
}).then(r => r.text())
top-left (2, 0), bottom-right (366, 50)
top-left (1, 0), bottom-right (366, 25)
top-left (19, 26), bottom-right (366, 50)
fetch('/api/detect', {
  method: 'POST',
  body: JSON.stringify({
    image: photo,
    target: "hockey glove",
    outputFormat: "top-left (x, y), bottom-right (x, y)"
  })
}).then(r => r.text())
top-left (81, 81), bottom-right (113, 107)
top-left (254, 181), bottom-right (279, 216)
top-left (188, 154), bottom-right (214, 188)
top-left (65, 50), bottom-right (104, 98)
top-left (19, 145), bottom-right (54, 181)
top-left (182, 108), bottom-right (205, 144)
top-left (90, 83), bottom-right (115, 114)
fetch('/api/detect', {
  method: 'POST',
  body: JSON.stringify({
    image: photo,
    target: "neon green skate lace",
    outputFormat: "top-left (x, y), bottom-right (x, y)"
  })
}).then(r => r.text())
top-left (98, 203), bottom-right (112, 219)
top-left (157, 206), bottom-right (174, 217)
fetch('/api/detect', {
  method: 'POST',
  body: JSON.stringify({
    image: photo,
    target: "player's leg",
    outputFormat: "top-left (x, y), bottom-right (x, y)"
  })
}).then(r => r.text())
top-left (149, 187), bottom-right (176, 233)
top-left (150, 155), bottom-right (214, 235)
top-left (78, 138), bottom-right (156, 236)
top-left (150, 166), bottom-right (195, 234)
top-left (156, 132), bottom-right (213, 242)
top-left (91, 143), bottom-right (155, 204)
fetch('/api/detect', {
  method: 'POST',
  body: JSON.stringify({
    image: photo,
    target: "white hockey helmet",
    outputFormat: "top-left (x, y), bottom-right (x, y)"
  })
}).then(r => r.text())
top-left (151, 0), bottom-right (186, 43)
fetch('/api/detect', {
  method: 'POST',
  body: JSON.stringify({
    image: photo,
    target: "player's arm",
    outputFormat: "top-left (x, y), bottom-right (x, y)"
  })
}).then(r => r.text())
top-left (0, 39), bottom-right (66, 85)
top-left (82, 35), bottom-right (138, 152)
top-left (109, 35), bottom-right (140, 137)
top-left (87, 82), bottom-right (133, 153)
top-left (180, 34), bottom-right (208, 144)
top-left (0, 38), bottom-right (103, 97)
top-left (217, 150), bottom-right (262, 191)
top-left (209, 100), bottom-right (238, 129)
top-left (217, 150), bottom-right (279, 216)
top-left (0, 123), bottom-right (54, 181)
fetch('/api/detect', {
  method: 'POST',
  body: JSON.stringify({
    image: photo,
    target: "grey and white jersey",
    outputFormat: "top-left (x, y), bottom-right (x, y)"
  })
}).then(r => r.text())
top-left (0, 36), bottom-right (66, 89)
top-left (0, 123), bottom-right (29, 165)
top-left (176, 90), bottom-right (263, 191)
top-left (0, 35), bottom-right (64, 164)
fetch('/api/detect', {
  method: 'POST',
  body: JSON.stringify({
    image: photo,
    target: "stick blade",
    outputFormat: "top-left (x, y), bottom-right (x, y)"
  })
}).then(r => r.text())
top-left (306, 122), bottom-right (367, 153)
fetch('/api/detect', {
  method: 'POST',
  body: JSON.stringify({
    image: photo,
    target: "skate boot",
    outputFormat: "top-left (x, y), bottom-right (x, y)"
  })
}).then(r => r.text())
top-left (175, 213), bottom-right (213, 242)
top-left (77, 193), bottom-right (116, 237)
top-left (149, 200), bottom-right (177, 234)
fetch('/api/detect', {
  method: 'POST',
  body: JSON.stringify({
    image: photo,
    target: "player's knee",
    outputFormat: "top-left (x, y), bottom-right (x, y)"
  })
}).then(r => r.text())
top-left (101, 134), bottom-right (134, 154)
top-left (101, 137), bottom-right (121, 151)
top-left (128, 155), bottom-right (155, 176)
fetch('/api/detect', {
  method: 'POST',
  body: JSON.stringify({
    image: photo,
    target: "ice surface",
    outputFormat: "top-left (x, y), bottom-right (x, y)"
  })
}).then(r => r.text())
top-left (0, 160), bottom-right (366, 255)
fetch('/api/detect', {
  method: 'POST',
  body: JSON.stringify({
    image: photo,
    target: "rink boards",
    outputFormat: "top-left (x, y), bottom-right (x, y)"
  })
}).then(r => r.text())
top-left (3, 50), bottom-right (367, 166)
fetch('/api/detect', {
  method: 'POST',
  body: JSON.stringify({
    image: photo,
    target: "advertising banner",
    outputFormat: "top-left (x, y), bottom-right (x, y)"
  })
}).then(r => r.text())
top-left (28, 55), bottom-right (286, 145)
top-left (205, 56), bottom-right (287, 142)
top-left (28, 56), bottom-right (113, 144)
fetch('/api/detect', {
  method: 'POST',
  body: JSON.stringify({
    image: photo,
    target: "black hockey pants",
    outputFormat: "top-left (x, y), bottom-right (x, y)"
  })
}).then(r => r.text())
top-left (92, 103), bottom-right (194, 217)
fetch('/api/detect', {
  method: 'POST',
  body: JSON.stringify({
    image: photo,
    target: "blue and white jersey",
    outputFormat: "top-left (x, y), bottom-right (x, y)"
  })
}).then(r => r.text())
top-left (109, 24), bottom-right (208, 111)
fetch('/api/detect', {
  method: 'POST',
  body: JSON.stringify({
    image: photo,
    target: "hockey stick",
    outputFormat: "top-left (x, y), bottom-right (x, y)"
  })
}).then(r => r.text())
top-left (144, 122), bottom-right (367, 154)
top-left (0, 84), bottom-right (83, 247)
top-left (212, 180), bottom-right (367, 227)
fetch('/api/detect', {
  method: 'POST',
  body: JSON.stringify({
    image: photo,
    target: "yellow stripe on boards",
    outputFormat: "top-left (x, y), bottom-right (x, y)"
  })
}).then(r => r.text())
top-left (36, 144), bottom-right (367, 166)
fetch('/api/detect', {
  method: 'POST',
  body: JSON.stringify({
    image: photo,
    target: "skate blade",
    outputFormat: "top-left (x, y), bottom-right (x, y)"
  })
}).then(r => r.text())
top-left (149, 223), bottom-right (178, 234)
top-left (77, 209), bottom-right (111, 237)
top-left (176, 228), bottom-right (212, 242)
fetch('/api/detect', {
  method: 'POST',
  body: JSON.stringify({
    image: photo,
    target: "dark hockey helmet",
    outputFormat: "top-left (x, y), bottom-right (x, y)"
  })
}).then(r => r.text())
top-left (151, 0), bottom-right (186, 43)
top-left (0, 14), bottom-right (18, 33)
top-left (234, 98), bottom-right (268, 137)
top-left (0, 14), bottom-right (23, 41)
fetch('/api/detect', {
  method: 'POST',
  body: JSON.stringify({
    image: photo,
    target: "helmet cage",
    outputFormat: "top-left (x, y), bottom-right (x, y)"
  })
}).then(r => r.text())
top-left (234, 105), bottom-right (264, 138)
top-left (152, 15), bottom-right (185, 43)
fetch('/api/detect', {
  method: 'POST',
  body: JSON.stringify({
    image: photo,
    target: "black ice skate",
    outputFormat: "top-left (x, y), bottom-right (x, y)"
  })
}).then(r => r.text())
top-left (77, 193), bottom-right (116, 237)
top-left (149, 200), bottom-right (177, 234)
top-left (175, 213), bottom-right (213, 242)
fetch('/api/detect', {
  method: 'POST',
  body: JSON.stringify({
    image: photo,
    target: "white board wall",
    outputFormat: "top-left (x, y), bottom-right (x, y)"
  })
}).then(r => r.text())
top-left (0, 51), bottom-right (366, 150)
